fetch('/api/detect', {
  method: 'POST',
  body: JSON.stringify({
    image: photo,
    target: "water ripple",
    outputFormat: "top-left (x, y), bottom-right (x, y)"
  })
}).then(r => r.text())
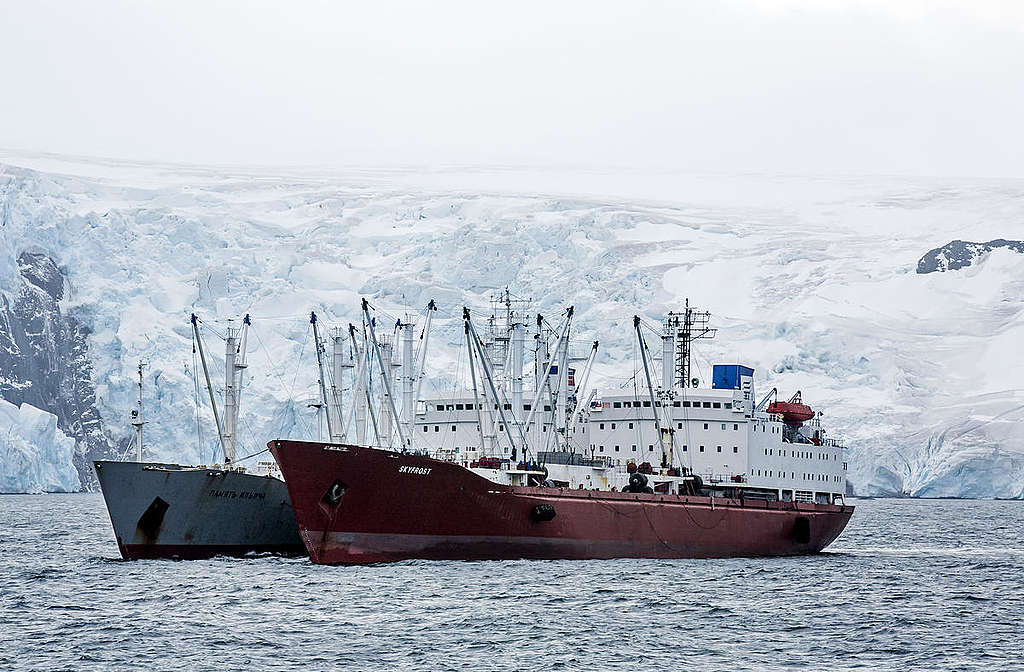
top-left (1, 494), bottom-right (1021, 671)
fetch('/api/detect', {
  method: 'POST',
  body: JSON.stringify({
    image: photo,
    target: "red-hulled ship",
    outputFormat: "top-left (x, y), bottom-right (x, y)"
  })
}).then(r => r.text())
top-left (270, 439), bottom-right (854, 564)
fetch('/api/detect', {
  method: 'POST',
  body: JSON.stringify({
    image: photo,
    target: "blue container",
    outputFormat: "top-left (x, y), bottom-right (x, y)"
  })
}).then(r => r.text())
top-left (712, 364), bottom-right (754, 390)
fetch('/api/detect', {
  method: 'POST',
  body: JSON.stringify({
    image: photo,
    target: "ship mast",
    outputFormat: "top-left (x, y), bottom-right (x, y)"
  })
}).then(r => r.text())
top-left (331, 326), bottom-right (349, 440)
top-left (672, 299), bottom-right (715, 388)
top-left (464, 318), bottom-right (489, 453)
top-left (464, 307), bottom-right (527, 460)
top-left (565, 341), bottom-right (599, 449)
top-left (131, 360), bottom-right (147, 462)
top-left (399, 317), bottom-right (416, 448)
top-left (190, 313), bottom-right (248, 465)
top-left (310, 311), bottom-right (338, 442)
top-left (221, 315), bottom-right (249, 464)
top-left (522, 308), bottom-right (573, 449)
top-left (362, 299), bottom-right (409, 451)
top-left (413, 300), bottom-right (436, 409)
top-left (341, 324), bottom-right (369, 441)
top-left (635, 315), bottom-right (668, 468)
top-left (510, 310), bottom-right (526, 424)
top-left (352, 324), bottom-right (368, 444)
top-left (360, 319), bottom-right (383, 447)
top-left (191, 313), bottom-right (227, 461)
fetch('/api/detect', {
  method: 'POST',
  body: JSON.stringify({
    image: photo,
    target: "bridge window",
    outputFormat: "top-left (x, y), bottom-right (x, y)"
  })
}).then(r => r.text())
top-left (632, 445), bottom-right (637, 452)
top-left (713, 402), bottom-right (721, 408)
top-left (677, 423), bottom-right (683, 429)
top-left (455, 404), bottom-right (464, 410)
top-left (733, 424), bottom-right (739, 430)
top-left (615, 445), bottom-right (620, 452)
top-left (628, 422), bottom-right (634, 429)
top-left (703, 423), bottom-right (709, 430)
top-left (673, 401), bottom-right (681, 407)
top-left (649, 445), bottom-right (654, 451)
top-left (699, 445), bottom-right (705, 453)
top-left (724, 402), bottom-right (732, 409)
top-left (524, 404), bottom-right (531, 411)
top-left (683, 401), bottom-right (691, 407)
top-left (717, 446), bottom-right (722, 453)
top-left (599, 446), bottom-right (604, 452)
top-left (682, 445), bottom-right (688, 452)
top-left (721, 423), bottom-right (727, 430)
top-left (613, 402), bottom-right (621, 408)
top-left (642, 401), bottom-right (651, 407)
top-left (702, 402), bottom-right (711, 408)
top-left (452, 425), bottom-right (457, 432)
top-left (423, 425), bottom-right (428, 432)
top-left (611, 423), bottom-right (616, 430)
top-left (733, 446), bottom-right (738, 453)
top-left (599, 423), bottom-right (605, 430)
top-left (434, 426), bottom-right (439, 432)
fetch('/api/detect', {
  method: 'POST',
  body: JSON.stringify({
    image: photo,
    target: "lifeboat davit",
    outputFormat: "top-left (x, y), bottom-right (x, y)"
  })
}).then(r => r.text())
top-left (767, 401), bottom-right (815, 425)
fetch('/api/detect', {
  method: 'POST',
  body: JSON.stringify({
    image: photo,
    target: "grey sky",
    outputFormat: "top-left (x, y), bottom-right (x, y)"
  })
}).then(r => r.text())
top-left (3, 0), bottom-right (1022, 176)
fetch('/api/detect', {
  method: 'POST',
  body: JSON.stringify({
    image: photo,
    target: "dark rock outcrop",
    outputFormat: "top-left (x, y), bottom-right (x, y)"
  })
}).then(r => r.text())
top-left (0, 252), bottom-right (115, 490)
top-left (917, 239), bottom-right (1024, 274)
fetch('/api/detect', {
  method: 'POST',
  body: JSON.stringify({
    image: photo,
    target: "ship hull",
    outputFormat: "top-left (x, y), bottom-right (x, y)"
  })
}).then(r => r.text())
top-left (93, 460), bottom-right (304, 560)
top-left (269, 440), bottom-right (855, 565)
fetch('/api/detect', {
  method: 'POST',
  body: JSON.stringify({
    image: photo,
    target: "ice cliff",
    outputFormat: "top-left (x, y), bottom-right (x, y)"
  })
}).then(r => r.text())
top-left (0, 154), bottom-right (1022, 497)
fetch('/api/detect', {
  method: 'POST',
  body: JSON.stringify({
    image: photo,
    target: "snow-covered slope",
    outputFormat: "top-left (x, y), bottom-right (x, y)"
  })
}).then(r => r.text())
top-left (0, 398), bottom-right (80, 493)
top-left (1, 154), bottom-right (1023, 497)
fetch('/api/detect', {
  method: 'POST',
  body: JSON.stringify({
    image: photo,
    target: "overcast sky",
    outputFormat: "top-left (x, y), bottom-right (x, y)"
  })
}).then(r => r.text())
top-left (2, 0), bottom-right (1023, 176)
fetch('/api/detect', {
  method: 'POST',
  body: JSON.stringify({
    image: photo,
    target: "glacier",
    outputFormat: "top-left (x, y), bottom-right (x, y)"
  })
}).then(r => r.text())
top-left (0, 398), bottom-right (80, 493)
top-left (1, 153), bottom-right (1023, 498)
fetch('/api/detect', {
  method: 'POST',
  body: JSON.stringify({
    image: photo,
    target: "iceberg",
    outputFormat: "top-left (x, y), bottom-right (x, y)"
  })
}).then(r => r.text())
top-left (0, 399), bottom-right (80, 493)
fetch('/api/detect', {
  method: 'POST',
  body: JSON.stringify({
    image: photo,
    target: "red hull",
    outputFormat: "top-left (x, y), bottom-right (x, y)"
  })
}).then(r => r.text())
top-left (270, 440), bottom-right (854, 565)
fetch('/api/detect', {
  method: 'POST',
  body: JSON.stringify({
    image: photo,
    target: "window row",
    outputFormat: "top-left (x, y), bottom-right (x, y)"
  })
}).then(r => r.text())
top-left (610, 400), bottom-right (733, 410)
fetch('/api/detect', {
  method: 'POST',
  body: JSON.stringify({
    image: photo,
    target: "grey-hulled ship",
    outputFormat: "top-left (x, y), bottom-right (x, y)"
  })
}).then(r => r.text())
top-left (95, 314), bottom-right (303, 560)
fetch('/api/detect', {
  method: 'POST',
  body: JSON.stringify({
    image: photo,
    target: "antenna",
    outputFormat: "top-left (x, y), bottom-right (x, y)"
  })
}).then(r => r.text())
top-left (667, 299), bottom-right (716, 388)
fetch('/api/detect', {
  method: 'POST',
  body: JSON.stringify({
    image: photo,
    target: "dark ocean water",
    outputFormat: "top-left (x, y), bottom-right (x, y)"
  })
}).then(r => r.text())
top-left (0, 495), bottom-right (1020, 671)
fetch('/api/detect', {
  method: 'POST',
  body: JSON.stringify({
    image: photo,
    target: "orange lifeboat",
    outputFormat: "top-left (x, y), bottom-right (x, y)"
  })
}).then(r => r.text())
top-left (768, 400), bottom-right (815, 425)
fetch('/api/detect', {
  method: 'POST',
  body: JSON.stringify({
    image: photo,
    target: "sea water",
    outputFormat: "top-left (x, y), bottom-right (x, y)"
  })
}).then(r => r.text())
top-left (0, 495), bottom-right (1020, 671)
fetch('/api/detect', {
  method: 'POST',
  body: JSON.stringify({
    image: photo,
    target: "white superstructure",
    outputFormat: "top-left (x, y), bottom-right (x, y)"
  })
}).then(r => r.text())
top-left (311, 293), bottom-right (848, 504)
